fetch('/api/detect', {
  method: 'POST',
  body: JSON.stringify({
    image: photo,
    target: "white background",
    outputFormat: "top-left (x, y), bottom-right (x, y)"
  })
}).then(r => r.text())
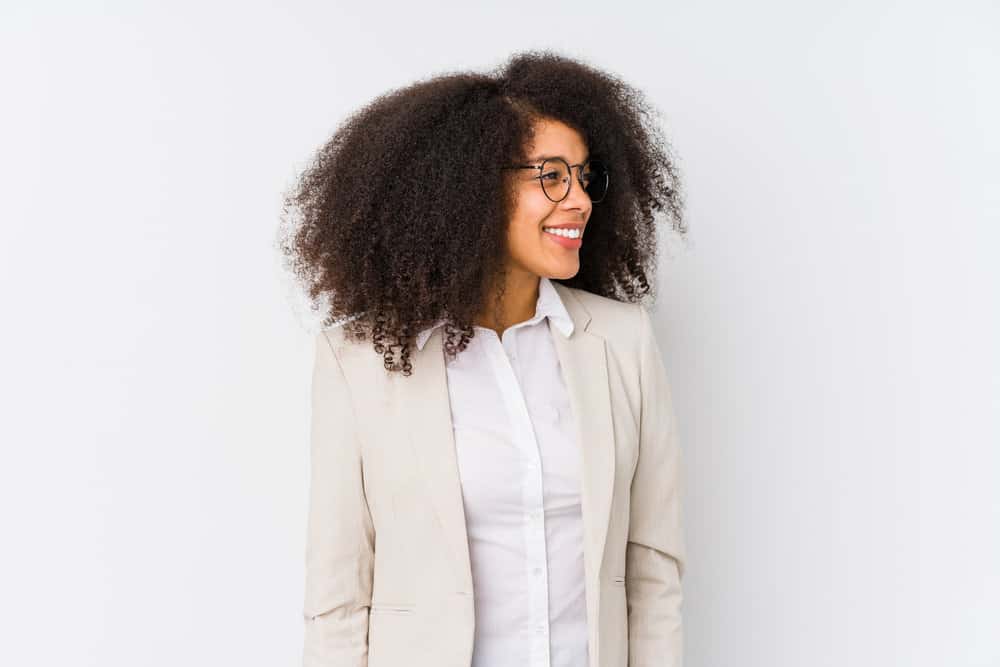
top-left (1, 2), bottom-right (997, 666)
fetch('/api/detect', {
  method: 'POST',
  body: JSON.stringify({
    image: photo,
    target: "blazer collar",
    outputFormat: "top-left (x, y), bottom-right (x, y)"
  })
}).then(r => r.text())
top-left (391, 281), bottom-right (616, 637)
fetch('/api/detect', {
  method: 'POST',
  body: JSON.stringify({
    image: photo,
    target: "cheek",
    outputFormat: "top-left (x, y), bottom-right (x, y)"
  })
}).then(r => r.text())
top-left (509, 189), bottom-right (553, 231)
top-left (507, 199), bottom-right (552, 253)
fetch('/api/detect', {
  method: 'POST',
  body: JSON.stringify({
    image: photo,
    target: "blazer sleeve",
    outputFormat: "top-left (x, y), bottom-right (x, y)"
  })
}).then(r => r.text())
top-left (626, 304), bottom-right (687, 667)
top-left (302, 330), bottom-right (375, 667)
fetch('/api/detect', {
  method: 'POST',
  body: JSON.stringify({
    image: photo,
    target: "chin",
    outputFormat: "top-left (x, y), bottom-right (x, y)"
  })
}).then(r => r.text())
top-left (546, 264), bottom-right (580, 280)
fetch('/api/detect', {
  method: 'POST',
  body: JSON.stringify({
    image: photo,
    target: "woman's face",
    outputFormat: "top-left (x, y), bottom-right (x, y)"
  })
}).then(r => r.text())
top-left (505, 118), bottom-right (593, 282)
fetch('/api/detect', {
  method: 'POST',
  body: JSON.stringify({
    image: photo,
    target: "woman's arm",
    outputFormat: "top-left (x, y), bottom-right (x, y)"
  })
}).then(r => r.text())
top-left (626, 304), bottom-right (688, 667)
top-left (302, 330), bottom-right (375, 667)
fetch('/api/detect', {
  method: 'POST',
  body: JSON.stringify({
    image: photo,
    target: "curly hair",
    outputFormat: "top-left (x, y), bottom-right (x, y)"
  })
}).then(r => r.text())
top-left (278, 49), bottom-right (686, 376)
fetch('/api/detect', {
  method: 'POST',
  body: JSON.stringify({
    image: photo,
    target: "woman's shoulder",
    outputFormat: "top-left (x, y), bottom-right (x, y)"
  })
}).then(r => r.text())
top-left (314, 316), bottom-right (372, 367)
top-left (560, 283), bottom-right (642, 317)
top-left (556, 283), bottom-right (648, 348)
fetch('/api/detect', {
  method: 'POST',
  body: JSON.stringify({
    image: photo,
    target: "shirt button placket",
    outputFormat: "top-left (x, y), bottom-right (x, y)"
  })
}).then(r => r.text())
top-left (527, 456), bottom-right (548, 663)
top-left (504, 325), bottom-right (549, 665)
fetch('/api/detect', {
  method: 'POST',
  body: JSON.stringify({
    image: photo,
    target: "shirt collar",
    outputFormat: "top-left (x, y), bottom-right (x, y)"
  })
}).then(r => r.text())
top-left (414, 276), bottom-right (574, 351)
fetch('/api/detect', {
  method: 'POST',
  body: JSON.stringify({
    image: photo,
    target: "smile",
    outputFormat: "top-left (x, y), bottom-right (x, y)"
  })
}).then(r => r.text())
top-left (542, 227), bottom-right (582, 239)
top-left (542, 227), bottom-right (583, 249)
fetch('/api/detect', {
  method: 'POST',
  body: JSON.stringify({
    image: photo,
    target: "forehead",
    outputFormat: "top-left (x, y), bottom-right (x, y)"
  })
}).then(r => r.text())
top-left (526, 119), bottom-right (589, 163)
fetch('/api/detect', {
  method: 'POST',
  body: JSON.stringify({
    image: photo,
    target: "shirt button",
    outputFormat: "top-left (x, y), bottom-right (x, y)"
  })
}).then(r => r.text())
top-left (536, 625), bottom-right (545, 634)
top-left (533, 567), bottom-right (542, 576)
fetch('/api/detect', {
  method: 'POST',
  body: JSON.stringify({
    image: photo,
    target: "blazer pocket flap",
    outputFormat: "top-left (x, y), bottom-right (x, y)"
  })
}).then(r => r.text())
top-left (370, 603), bottom-right (416, 615)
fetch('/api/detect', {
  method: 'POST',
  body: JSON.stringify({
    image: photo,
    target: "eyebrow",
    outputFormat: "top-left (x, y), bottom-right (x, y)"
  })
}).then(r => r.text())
top-left (527, 153), bottom-right (590, 164)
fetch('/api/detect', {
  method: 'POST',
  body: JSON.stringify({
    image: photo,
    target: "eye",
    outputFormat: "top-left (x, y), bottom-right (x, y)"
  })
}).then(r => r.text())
top-left (540, 170), bottom-right (561, 181)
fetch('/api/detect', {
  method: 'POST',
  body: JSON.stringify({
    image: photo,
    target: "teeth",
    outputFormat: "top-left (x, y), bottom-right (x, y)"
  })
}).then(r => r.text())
top-left (543, 227), bottom-right (582, 239)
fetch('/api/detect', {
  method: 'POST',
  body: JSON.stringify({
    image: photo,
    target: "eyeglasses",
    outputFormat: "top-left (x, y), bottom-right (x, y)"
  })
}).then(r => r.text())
top-left (503, 157), bottom-right (609, 203)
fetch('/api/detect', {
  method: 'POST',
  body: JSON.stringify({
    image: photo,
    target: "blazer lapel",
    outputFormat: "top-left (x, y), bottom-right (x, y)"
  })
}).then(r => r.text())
top-left (397, 283), bottom-right (616, 601)
top-left (395, 327), bottom-right (475, 592)
top-left (550, 283), bottom-right (616, 591)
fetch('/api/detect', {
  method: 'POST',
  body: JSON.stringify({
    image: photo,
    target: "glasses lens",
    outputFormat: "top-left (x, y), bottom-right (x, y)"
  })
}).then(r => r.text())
top-left (582, 160), bottom-right (609, 202)
top-left (540, 158), bottom-right (571, 202)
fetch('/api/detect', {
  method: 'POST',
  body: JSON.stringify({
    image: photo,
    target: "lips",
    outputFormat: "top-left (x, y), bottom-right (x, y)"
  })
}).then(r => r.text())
top-left (542, 227), bottom-right (583, 249)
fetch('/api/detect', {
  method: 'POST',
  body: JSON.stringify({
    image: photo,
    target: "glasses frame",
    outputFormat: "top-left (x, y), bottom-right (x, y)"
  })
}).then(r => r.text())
top-left (503, 157), bottom-right (609, 203)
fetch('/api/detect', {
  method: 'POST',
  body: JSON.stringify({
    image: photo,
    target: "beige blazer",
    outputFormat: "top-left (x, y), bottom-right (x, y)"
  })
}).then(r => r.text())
top-left (303, 282), bottom-right (686, 667)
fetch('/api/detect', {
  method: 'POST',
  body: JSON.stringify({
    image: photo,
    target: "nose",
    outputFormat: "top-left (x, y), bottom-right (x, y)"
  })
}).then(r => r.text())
top-left (561, 167), bottom-right (592, 214)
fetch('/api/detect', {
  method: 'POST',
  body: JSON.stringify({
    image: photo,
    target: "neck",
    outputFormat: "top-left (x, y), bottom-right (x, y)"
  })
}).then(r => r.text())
top-left (474, 270), bottom-right (540, 337)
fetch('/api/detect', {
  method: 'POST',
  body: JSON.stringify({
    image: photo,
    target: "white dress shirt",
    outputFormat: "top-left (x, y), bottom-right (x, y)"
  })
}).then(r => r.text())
top-left (414, 276), bottom-right (588, 667)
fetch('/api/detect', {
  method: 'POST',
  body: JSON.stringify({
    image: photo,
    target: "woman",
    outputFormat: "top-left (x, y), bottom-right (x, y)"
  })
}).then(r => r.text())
top-left (280, 50), bottom-right (688, 667)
